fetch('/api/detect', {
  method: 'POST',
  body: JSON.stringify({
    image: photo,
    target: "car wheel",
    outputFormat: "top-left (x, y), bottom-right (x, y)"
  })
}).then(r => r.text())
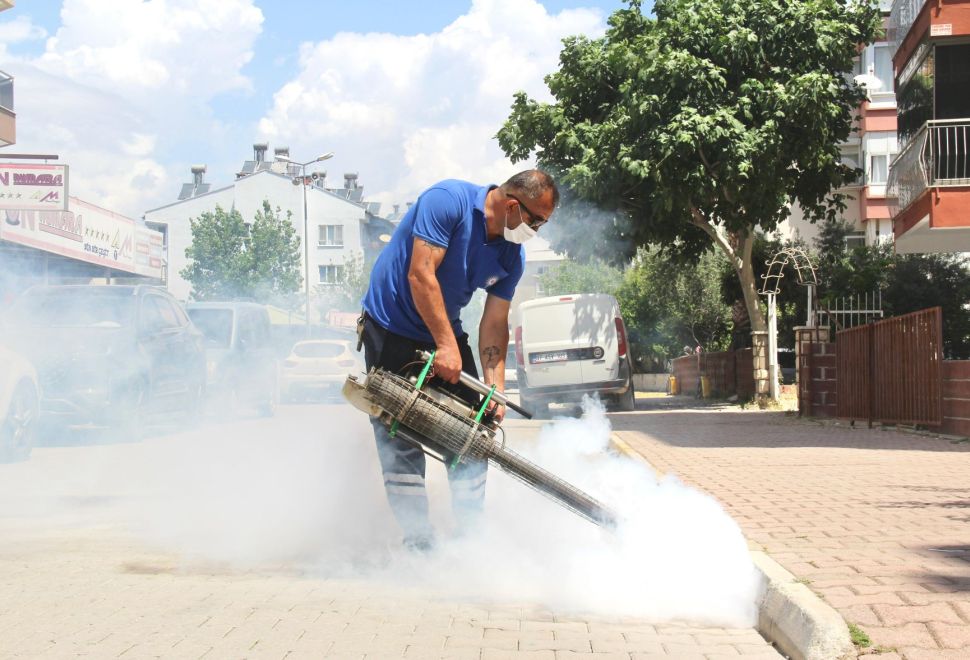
top-left (614, 367), bottom-right (636, 412)
top-left (1, 380), bottom-right (38, 463)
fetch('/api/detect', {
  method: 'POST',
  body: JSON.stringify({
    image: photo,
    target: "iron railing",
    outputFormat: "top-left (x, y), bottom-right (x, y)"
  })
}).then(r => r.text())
top-left (0, 70), bottom-right (13, 113)
top-left (817, 291), bottom-right (884, 332)
top-left (887, 119), bottom-right (970, 216)
top-left (836, 307), bottom-right (942, 426)
top-left (888, 0), bottom-right (925, 57)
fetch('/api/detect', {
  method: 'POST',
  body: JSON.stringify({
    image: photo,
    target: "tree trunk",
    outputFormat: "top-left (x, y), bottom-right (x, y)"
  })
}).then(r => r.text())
top-left (732, 232), bottom-right (770, 403)
top-left (688, 210), bottom-right (771, 403)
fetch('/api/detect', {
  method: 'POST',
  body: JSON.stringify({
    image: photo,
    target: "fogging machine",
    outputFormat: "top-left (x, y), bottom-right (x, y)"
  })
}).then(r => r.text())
top-left (342, 350), bottom-right (617, 528)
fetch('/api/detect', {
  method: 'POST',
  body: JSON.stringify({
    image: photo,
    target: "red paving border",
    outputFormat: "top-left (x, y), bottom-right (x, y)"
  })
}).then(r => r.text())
top-left (612, 406), bottom-right (970, 659)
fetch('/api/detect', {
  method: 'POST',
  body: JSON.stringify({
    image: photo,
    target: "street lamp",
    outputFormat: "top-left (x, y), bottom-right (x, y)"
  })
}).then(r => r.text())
top-left (280, 152), bottom-right (334, 336)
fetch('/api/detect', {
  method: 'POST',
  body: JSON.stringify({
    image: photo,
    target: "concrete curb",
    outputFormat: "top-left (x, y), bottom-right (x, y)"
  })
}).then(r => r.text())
top-left (609, 433), bottom-right (856, 660)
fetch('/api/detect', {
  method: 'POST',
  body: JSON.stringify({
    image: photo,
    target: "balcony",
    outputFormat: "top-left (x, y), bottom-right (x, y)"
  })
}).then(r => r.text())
top-left (0, 69), bottom-right (14, 147)
top-left (888, 0), bottom-right (924, 57)
top-left (888, 119), bottom-right (970, 216)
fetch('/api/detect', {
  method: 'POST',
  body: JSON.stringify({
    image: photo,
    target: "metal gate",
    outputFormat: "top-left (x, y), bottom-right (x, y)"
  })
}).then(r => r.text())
top-left (836, 307), bottom-right (943, 426)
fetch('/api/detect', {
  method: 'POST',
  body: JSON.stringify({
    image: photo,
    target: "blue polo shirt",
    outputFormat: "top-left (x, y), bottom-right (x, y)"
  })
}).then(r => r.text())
top-left (362, 179), bottom-right (525, 343)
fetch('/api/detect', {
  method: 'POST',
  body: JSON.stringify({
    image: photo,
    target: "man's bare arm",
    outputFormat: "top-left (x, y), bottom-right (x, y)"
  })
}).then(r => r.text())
top-left (479, 294), bottom-right (511, 391)
top-left (408, 237), bottom-right (461, 382)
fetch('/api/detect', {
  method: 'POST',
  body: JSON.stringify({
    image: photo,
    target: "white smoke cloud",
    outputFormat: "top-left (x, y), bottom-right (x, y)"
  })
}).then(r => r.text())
top-left (0, 397), bottom-right (761, 628)
top-left (257, 0), bottom-right (607, 205)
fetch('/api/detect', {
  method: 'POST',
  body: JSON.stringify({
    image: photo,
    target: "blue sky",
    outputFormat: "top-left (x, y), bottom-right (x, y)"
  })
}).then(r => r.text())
top-left (0, 0), bottom-right (641, 216)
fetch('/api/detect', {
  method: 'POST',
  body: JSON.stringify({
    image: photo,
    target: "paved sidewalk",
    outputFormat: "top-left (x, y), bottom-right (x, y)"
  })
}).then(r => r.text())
top-left (612, 402), bottom-right (970, 660)
top-left (0, 405), bottom-right (783, 660)
top-left (0, 523), bottom-right (781, 659)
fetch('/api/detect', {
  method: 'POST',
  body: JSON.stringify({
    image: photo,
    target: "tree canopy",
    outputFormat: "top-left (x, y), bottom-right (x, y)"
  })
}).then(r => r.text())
top-left (498, 0), bottom-right (881, 343)
top-left (181, 201), bottom-right (303, 305)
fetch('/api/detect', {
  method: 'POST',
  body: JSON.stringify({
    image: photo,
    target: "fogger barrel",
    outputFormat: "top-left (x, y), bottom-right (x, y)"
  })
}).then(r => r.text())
top-left (343, 368), bottom-right (617, 528)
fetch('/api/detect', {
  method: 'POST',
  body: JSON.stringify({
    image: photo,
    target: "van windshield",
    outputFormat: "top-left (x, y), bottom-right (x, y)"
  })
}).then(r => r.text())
top-left (188, 309), bottom-right (234, 348)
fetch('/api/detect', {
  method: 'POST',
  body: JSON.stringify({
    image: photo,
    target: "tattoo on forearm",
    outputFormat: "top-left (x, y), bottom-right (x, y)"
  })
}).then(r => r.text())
top-left (482, 345), bottom-right (500, 367)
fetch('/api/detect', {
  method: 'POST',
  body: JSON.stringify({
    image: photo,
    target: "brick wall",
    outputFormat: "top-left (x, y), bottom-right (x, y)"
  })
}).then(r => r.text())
top-left (807, 342), bottom-right (838, 417)
top-left (941, 361), bottom-right (970, 437)
top-left (671, 355), bottom-right (699, 394)
top-left (671, 348), bottom-right (755, 398)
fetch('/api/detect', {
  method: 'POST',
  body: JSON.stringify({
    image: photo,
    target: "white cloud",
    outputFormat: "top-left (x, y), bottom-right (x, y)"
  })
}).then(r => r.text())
top-left (258, 0), bottom-right (607, 205)
top-left (5, 0), bottom-right (264, 216)
top-left (0, 14), bottom-right (47, 45)
top-left (0, 14), bottom-right (48, 60)
top-left (37, 0), bottom-right (262, 96)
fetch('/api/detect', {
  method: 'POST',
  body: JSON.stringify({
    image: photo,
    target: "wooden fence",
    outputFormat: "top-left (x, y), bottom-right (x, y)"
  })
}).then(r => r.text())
top-left (836, 307), bottom-right (943, 426)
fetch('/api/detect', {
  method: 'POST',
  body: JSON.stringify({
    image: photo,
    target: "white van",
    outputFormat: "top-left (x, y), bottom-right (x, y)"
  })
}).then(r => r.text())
top-left (514, 293), bottom-right (635, 416)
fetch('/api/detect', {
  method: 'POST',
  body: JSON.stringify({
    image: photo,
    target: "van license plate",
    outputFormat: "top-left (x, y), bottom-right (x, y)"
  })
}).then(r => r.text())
top-left (531, 351), bottom-right (569, 364)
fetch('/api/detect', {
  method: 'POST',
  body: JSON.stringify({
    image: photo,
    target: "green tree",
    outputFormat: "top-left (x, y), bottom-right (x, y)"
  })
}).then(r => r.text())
top-left (619, 247), bottom-right (732, 367)
top-left (181, 202), bottom-right (303, 303)
top-left (248, 201), bottom-right (303, 306)
top-left (812, 219), bottom-right (970, 359)
top-left (498, 0), bottom-right (881, 394)
top-left (813, 218), bottom-right (891, 301)
top-left (181, 205), bottom-right (252, 301)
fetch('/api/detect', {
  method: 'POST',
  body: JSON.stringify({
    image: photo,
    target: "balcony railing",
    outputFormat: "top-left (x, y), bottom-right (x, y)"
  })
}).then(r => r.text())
top-left (0, 70), bottom-right (13, 112)
top-left (888, 0), bottom-right (924, 57)
top-left (887, 119), bottom-right (970, 216)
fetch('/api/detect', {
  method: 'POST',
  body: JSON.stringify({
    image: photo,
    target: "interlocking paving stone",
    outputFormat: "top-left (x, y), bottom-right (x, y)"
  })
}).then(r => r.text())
top-left (0, 408), bottom-right (781, 660)
top-left (613, 401), bottom-right (970, 659)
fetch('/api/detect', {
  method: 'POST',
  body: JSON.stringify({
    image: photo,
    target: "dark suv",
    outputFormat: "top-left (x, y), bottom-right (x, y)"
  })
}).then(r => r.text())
top-left (3, 285), bottom-right (206, 434)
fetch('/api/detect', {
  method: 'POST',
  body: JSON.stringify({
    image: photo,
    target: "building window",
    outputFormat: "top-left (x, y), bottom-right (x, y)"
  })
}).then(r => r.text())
top-left (318, 264), bottom-right (344, 285)
top-left (873, 44), bottom-right (893, 93)
top-left (845, 233), bottom-right (866, 251)
top-left (869, 154), bottom-right (888, 184)
top-left (318, 224), bottom-right (343, 247)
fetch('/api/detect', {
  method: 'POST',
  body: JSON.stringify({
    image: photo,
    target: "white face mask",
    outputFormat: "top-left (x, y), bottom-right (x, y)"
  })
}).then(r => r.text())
top-left (503, 207), bottom-right (537, 244)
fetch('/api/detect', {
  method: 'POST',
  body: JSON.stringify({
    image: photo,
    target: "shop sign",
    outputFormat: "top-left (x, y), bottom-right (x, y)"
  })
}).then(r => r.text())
top-left (0, 163), bottom-right (69, 211)
top-left (0, 196), bottom-right (164, 276)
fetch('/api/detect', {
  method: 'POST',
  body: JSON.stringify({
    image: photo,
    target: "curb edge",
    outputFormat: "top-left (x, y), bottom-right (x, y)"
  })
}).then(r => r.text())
top-left (609, 432), bottom-right (855, 660)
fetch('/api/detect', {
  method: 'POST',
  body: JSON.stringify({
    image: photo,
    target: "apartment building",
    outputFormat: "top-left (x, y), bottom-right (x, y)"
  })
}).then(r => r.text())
top-left (144, 144), bottom-right (394, 303)
top-left (887, 0), bottom-right (970, 252)
top-left (0, 0), bottom-right (15, 148)
top-left (779, 0), bottom-right (898, 249)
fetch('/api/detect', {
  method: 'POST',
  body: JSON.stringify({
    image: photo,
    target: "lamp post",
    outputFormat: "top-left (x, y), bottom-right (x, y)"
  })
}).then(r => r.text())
top-left (280, 152), bottom-right (334, 336)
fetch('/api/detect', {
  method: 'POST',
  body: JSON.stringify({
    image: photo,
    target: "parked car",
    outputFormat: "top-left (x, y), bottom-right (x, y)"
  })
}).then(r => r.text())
top-left (0, 344), bottom-right (39, 462)
top-left (279, 339), bottom-right (362, 402)
top-left (515, 293), bottom-right (635, 416)
top-left (3, 285), bottom-right (206, 435)
top-left (186, 302), bottom-right (277, 416)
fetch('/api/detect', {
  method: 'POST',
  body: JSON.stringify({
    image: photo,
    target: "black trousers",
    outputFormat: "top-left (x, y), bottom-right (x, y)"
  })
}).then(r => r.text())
top-left (361, 315), bottom-right (488, 541)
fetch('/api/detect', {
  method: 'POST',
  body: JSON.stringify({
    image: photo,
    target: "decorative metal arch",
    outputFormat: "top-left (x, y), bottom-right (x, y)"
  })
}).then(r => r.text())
top-left (759, 246), bottom-right (818, 295)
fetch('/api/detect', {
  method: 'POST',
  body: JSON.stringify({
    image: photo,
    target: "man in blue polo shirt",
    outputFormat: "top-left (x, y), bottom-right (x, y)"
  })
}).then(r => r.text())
top-left (360, 169), bottom-right (558, 552)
